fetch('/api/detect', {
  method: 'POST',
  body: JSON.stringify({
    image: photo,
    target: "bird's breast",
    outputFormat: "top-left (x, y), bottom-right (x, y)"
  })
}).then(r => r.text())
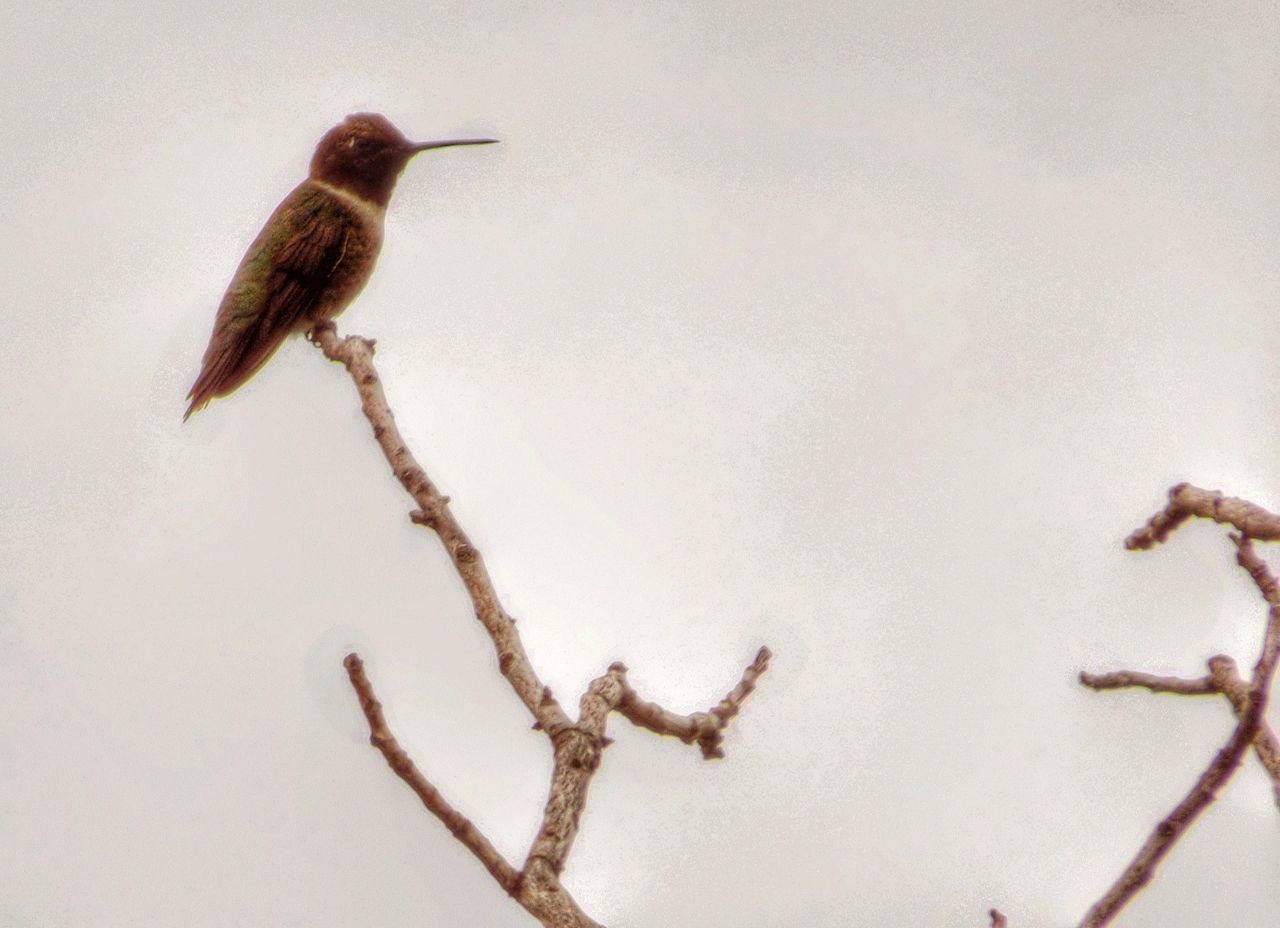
top-left (305, 180), bottom-right (388, 325)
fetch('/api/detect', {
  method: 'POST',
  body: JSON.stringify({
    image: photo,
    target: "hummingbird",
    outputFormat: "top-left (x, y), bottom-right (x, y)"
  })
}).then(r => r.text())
top-left (184, 113), bottom-right (496, 419)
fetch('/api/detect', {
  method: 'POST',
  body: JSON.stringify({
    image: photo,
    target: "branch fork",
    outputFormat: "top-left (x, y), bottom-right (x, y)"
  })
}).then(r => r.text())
top-left (991, 485), bottom-right (1280, 928)
top-left (315, 326), bottom-right (771, 928)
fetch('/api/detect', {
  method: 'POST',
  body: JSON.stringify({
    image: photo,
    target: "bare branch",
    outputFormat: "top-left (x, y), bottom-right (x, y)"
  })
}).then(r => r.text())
top-left (523, 670), bottom-right (625, 879)
top-left (1126, 483), bottom-right (1280, 550)
top-left (317, 326), bottom-right (771, 928)
top-left (522, 649), bottom-right (774, 880)
top-left (343, 653), bottom-right (521, 895)
top-left (1078, 712), bottom-right (1264, 926)
top-left (616, 647), bottom-right (773, 759)
top-left (1076, 534), bottom-right (1280, 927)
top-left (989, 910), bottom-right (1008, 928)
top-left (312, 325), bottom-right (571, 735)
top-left (1078, 669), bottom-right (1216, 696)
top-left (1080, 657), bottom-right (1280, 804)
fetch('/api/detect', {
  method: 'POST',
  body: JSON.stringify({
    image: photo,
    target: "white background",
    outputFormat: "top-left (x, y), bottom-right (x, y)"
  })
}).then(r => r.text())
top-left (3, 2), bottom-right (1279, 926)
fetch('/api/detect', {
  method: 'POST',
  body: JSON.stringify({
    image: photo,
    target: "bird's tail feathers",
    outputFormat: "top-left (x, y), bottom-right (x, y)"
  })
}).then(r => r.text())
top-left (183, 337), bottom-right (282, 421)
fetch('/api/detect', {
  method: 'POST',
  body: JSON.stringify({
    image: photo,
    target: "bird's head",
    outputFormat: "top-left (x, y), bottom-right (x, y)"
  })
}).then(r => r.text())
top-left (309, 113), bottom-right (497, 206)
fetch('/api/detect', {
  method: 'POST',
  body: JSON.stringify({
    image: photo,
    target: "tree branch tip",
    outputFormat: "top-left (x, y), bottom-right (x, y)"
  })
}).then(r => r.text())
top-left (343, 652), bottom-right (364, 671)
top-left (1123, 525), bottom-right (1166, 551)
top-left (608, 661), bottom-right (628, 674)
top-left (989, 909), bottom-right (1008, 928)
top-left (1078, 670), bottom-right (1113, 691)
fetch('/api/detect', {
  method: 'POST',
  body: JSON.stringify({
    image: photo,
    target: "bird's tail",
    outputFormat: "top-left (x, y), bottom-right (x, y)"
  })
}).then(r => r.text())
top-left (183, 337), bottom-right (283, 421)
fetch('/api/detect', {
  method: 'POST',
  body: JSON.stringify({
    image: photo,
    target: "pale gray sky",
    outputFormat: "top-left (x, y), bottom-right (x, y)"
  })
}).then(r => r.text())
top-left (3, 2), bottom-right (1279, 926)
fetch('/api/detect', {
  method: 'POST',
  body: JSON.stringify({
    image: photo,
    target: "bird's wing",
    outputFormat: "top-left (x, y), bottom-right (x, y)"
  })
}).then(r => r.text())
top-left (185, 183), bottom-right (351, 419)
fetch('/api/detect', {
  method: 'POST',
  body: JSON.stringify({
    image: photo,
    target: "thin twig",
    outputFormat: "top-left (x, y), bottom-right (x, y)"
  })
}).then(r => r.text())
top-left (1126, 483), bottom-right (1280, 550)
top-left (1080, 660), bottom-right (1280, 800)
top-left (312, 324), bottom-right (571, 736)
top-left (616, 647), bottom-right (773, 759)
top-left (1078, 669), bottom-right (1217, 696)
top-left (343, 653), bottom-right (521, 894)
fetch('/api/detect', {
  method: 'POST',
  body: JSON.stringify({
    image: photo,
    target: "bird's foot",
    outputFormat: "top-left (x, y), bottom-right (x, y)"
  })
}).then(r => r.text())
top-left (306, 320), bottom-right (337, 343)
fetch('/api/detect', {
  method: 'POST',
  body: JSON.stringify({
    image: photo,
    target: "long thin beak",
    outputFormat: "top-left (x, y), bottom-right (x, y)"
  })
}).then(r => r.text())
top-left (408, 138), bottom-right (499, 154)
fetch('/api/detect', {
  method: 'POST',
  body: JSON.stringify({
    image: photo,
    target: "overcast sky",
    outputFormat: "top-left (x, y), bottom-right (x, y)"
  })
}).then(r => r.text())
top-left (3, 2), bottom-right (1279, 926)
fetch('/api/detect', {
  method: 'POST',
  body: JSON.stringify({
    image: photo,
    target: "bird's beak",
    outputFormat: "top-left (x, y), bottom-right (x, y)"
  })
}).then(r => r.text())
top-left (407, 138), bottom-right (499, 155)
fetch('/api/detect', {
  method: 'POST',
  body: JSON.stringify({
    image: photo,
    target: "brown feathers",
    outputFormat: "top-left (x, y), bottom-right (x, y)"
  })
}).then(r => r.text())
top-left (184, 182), bottom-right (366, 419)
